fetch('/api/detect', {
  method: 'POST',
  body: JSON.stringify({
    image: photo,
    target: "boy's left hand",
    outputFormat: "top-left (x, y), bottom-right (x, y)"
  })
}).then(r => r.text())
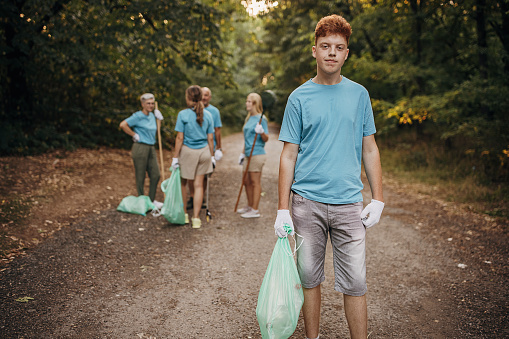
top-left (361, 199), bottom-right (385, 228)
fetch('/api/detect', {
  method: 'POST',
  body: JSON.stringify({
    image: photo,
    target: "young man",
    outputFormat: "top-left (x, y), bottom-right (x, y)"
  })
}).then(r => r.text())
top-left (274, 15), bottom-right (384, 339)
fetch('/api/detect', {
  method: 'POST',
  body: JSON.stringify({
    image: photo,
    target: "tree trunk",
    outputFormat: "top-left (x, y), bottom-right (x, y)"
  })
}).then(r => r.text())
top-left (494, 1), bottom-right (509, 77)
top-left (476, 0), bottom-right (488, 79)
top-left (409, 0), bottom-right (425, 93)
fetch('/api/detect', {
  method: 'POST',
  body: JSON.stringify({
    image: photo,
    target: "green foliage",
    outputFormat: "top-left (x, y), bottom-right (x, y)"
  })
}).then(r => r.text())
top-left (184, 11), bottom-right (274, 130)
top-left (1, 0), bottom-right (508, 186)
top-left (259, 0), bottom-right (508, 184)
top-left (0, 0), bottom-right (234, 155)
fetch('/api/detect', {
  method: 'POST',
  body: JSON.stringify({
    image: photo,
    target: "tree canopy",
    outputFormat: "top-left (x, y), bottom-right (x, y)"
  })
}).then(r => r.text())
top-left (1, 0), bottom-right (508, 182)
top-left (260, 0), bottom-right (509, 182)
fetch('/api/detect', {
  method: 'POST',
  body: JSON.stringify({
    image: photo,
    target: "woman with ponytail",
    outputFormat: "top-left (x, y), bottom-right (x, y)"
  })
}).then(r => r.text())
top-left (172, 85), bottom-right (215, 228)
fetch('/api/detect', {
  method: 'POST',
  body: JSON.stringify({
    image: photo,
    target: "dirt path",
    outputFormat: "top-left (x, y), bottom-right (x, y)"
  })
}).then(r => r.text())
top-left (0, 126), bottom-right (507, 338)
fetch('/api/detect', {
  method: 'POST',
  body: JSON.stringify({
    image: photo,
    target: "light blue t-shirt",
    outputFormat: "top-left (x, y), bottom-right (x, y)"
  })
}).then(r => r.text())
top-left (125, 111), bottom-right (157, 145)
top-left (175, 108), bottom-right (214, 149)
top-left (278, 77), bottom-right (376, 204)
top-left (244, 114), bottom-right (268, 156)
top-left (205, 104), bottom-right (222, 149)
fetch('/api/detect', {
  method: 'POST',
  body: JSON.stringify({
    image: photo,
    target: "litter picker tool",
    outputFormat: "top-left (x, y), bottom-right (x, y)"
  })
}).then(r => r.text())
top-left (234, 112), bottom-right (264, 212)
top-left (206, 173), bottom-right (212, 222)
top-left (155, 101), bottom-right (165, 181)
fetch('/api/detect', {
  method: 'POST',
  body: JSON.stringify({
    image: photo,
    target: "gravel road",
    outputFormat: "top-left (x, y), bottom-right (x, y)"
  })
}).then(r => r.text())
top-left (0, 125), bottom-right (507, 338)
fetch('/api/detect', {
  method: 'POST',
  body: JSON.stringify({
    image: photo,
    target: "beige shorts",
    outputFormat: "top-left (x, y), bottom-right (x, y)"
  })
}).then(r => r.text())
top-left (179, 145), bottom-right (213, 180)
top-left (243, 154), bottom-right (266, 172)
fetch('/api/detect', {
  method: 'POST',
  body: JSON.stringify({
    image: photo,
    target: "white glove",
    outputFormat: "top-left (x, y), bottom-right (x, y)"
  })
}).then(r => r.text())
top-left (361, 199), bottom-right (385, 228)
top-left (154, 109), bottom-right (163, 120)
top-left (274, 209), bottom-right (295, 238)
top-left (171, 157), bottom-right (179, 169)
top-left (214, 149), bottom-right (223, 161)
top-left (254, 123), bottom-right (264, 134)
top-left (211, 156), bottom-right (216, 168)
top-left (238, 153), bottom-right (245, 166)
top-left (132, 133), bottom-right (140, 142)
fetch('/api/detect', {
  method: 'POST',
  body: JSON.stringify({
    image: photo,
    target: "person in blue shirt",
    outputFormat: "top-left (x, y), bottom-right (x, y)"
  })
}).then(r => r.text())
top-left (202, 87), bottom-right (223, 157)
top-left (119, 93), bottom-right (164, 208)
top-left (172, 85), bottom-right (215, 229)
top-left (185, 86), bottom-right (223, 211)
top-left (274, 15), bottom-right (384, 339)
top-left (236, 93), bottom-right (269, 219)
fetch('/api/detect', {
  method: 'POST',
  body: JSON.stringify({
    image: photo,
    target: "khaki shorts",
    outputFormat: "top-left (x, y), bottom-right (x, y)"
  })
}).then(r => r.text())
top-left (243, 154), bottom-right (266, 172)
top-left (292, 193), bottom-right (367, 296)
top-left (179, 145), bottom-right (213, 180)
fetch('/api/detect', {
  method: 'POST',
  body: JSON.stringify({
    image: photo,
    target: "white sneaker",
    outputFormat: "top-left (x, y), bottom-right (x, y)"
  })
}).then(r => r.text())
top-left (241, 209), bottom-right (260, 218)
top-left (236, 206), bottom-right (252, 214)
top-left (153, 200), bottom-right (163, 209)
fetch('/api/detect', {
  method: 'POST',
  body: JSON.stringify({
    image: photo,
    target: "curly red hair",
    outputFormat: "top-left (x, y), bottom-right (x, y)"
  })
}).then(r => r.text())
top-left (315, 15), bottom-right (352, 46)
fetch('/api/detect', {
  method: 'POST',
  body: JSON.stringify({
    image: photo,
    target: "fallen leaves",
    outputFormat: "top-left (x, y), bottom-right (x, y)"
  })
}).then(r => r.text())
top-left (15, 296), bottom-right (34, 303)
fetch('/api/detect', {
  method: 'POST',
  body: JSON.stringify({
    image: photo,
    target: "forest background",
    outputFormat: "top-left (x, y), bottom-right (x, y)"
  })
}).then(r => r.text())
top-left (1, 0), bottom-right (508, 219)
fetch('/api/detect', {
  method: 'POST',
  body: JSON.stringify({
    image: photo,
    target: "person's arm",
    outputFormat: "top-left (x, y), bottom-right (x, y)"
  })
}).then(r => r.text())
top-left (119, 120), bottom-right (136, 138)
top-left (273, 142), bottom-right (299, 237)
top-left (261, 119), bottom-right (269, 142)
top-left (278, 142), bottom-right (299, 209)
top-left (207, 133), bottom-right (214, 156)
top-left (255, 120), bottom-right (269, 142)
top-left (361, 134), bottom-right (385, 228)
top-left (173, 132), bottom-right (184, 158)
top-left (214, 127), bottom-right (222, 150)
top-left (362, 134), bottom-right (383, 202)
top-left (260, 131), bottom-right (269, 143)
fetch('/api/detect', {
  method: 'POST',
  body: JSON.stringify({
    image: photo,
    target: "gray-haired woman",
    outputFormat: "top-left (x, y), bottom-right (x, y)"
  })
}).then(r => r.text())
top-left (120, 93), bottom-right (164, 208)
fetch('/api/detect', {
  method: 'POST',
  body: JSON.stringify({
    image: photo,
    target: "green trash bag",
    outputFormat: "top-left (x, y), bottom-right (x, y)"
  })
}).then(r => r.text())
top-left (256, 235), bottom-right (304, 339)
top-left (160, 167), bottom-right (186, 224)
top-left (116, 195), bottom-right (155, 216)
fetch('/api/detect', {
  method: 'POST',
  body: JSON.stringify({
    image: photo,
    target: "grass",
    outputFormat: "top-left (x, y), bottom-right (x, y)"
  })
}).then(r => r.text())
top-left (379, 146), bottom-right (509, 220)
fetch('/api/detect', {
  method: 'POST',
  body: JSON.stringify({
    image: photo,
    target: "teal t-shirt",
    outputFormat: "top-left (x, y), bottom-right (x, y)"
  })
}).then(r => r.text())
top-left (175, 108), bottom-right (214, 149)
top-left (278, 77), bottom-right (376, 204)
top-left (206, 104), bottom-right (222, 149)
top-left (125, 111), bottom-right (157, 145)
top-left (243, 114), bottom-right (268, 156)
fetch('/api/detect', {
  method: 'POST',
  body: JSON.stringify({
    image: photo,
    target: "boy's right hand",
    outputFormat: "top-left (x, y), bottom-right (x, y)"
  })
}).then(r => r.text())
top-left (274, 209), bottom-right (295, 237)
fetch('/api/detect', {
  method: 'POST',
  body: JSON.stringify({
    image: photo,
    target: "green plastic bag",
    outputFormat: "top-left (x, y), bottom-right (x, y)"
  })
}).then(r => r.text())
top-left (256, 236), bottom-right (304, 339)
top-left (160, 167), bottom-right (186, 224)
top-left (116, 195), bottom-right (155, 216)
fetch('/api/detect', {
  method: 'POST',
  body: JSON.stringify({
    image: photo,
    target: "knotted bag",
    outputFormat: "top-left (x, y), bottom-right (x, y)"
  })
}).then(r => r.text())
top-left (256, 233), bottom-right (304, 339)
top-left (117, 195), bottom-right (155, 216)
top-left (160, 167), bottom-right (186, 224)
